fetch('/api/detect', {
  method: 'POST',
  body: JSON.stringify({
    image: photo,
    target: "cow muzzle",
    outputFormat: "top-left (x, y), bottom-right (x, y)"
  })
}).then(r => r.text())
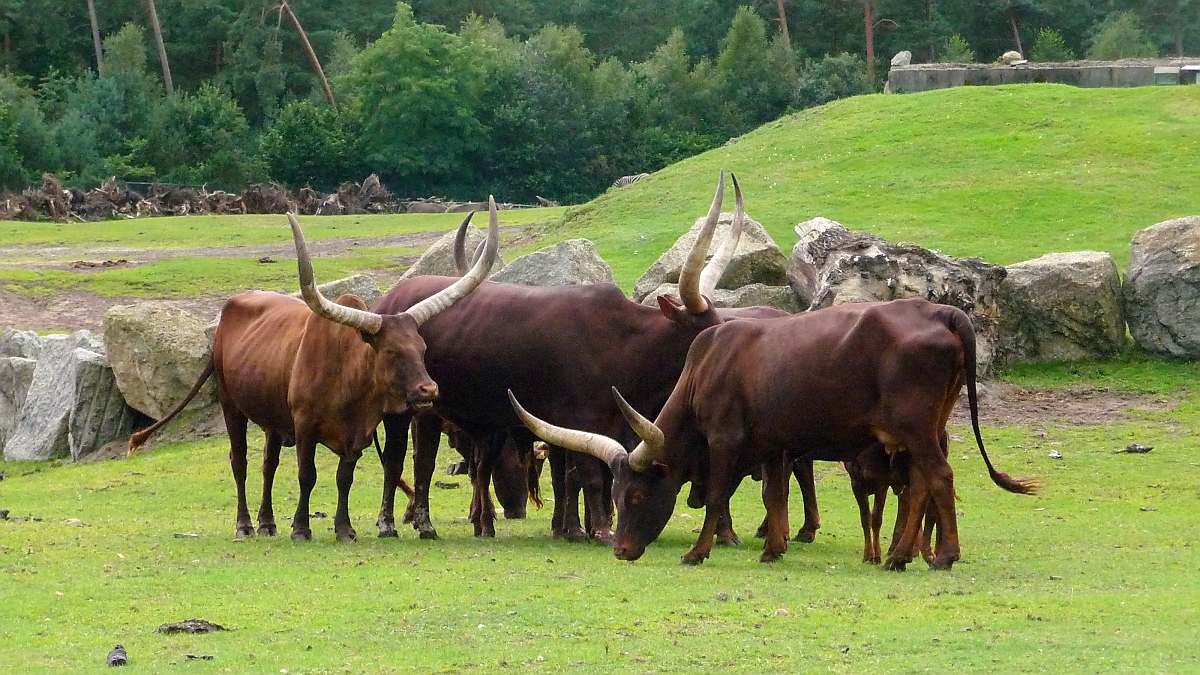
top-left (407, 381), bottom-right (439, 412)
top-left (612, 541), bottom-right (646, 562)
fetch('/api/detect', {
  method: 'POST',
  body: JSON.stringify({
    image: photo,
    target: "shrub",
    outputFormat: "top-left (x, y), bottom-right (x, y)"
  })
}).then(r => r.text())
top-left (940, 35), bottom-right (975, 63)
top-left (1087, 12), bottom-right (1157, 60)
top-left (794, 54), bottom-right (873, 110)
top-left (1030, 28), bottom-right (1076, 62)
top-left (260, 100), bottom-right (360, 191)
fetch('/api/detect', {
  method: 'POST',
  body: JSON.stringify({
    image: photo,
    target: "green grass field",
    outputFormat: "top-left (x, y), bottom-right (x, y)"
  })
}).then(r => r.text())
top-left (3, 84), bottom-right (1200, 672)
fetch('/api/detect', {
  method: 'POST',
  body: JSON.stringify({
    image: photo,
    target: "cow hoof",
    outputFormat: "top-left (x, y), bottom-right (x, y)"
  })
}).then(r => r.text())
top-left (591, 530), bottom-right (616, 547)
top-left (402, 508), bottom-right (416, 525)
top-left (753, 528), bottom-right (767, 540)
top-left (882, 558), bottom-right (907, 572)
top-left (290, 529), bottom-right (312, 543)
top-left (759, 550), bottom-right (784, 563)
top-left (558, 528), bottom-right (589, 544)
top-left (927, 556), bottom-right (957, 571)
top-left (336, 529), bottom-right (357, 543)
top-left (418, 528), bottom-right (439, 540)
top-left (793, 530), bottom-right (817, 543)
top-left (234, 525), bottom-right (255, 539)
top-left (256, 523), bottom-right (277, 537)
top-left (716, 535), bottom-right (742, 547)
top-left (863, 556), bottom-right (882, 565)
top-left (679, 551), bottom-right (708, 566)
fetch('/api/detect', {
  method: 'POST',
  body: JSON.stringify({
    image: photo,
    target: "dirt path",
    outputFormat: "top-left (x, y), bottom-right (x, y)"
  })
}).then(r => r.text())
top-left (949, 380), bottom-right (1174, 429)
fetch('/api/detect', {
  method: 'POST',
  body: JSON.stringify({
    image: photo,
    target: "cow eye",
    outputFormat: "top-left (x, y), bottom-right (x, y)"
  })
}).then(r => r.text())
top-left (628, 491), bottom-right (642, 506)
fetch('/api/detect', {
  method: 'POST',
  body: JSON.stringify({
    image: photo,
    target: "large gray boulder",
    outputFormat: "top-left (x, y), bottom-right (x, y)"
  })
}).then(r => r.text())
top-left (641, 282), bottom-right (803, 314)
top-left (0, 356), bottom-right (36, 449)
top-left (490, 239), bottom-right (615, 287)
top-left (3, 331), bottom-right (135, 461)
top-left (104, 303), bottom-right (217, 420)
top-left (1123, 216), bottom-right (1200, 356)
top-left (397, 223), bottom-right (506, 282)
top-left (790, 219), bottom-right (1006, 374)
top-left (293, 274), bottom-right (382, 306)
top-left (998, 252), bottom-right (1125, 363)
top-left (0, 329), bottom-right (42, 359)
top-left (633, 212), bottom-right (789, 302)
top-left (997, 252), bottom-right (1126, 366)
top-left (67, 349), bottom-right (139, 461)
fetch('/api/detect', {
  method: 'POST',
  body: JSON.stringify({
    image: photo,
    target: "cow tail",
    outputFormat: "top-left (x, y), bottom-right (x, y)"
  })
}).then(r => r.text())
top-left (948, 308), bottom-right (1041, 495)
top-left (127, 359), bottom-right (216, 455)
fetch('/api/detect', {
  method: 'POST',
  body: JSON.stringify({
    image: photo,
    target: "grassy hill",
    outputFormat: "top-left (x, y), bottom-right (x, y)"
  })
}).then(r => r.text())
top-left (544, 84), bottom-right (1200, 289)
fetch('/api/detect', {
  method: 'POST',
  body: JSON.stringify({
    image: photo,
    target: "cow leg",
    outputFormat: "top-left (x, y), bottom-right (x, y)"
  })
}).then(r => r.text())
top-left (333, 449), bottom-right (362, 543)
top-left (793, 459), bottom-right (821, 543)
top-left (548, 445), bottom-right (567, 537)
top-left (681, 452), bottom-right (738, 566)
top-left (851, 475), bottom-right (875, 563)
top-left (470, 435), bottom-right (498, 538)
top-left (256, 431), bottom-right (282, 537)
top-left (224, 406), bottom-right (254, 539)
top-left (407, 413), bottom-right (440, 539)
top-left (716, 475), bottom-right (744, 546)
top-left (580, 458), bottom-right (614, 546)
top-left (557, 452), bottom-right (590, 543)
top-left (377, 413), bottom-right (409, 538)
top-left (759, 455), bottom-right (791, 563)
top-left (919, 497), bottom-right (938, 564)
top-left (291, 435), bottom-right (318, 543)
top-left (869, 487), bottom-right (888, 564)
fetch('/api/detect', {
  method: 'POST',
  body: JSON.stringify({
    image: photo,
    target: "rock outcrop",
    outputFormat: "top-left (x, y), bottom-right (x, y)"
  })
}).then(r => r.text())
top-left (1123, 216), bottom-right (1200, 356)
top-left (640, 282), bottom-right (803, 313)
top-left (397, 223), bottom-right (506, 282)
top-left (490, 239), bottom-right (615, 287)
top-left (997, 251), bottom-right (1126, 365)
top-left (104, 303), bottom-right (217, 420)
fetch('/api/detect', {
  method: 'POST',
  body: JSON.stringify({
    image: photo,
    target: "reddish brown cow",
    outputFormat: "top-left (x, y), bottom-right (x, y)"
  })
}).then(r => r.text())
top-left (373, 172), bottom-right (746, 542)
top-left (512, 298), bottom-right (1038, 569)
top-left (129, 204), bottom-right (499, 541)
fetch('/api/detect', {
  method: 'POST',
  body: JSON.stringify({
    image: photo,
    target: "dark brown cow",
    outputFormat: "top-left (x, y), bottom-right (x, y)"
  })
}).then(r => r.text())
top-left (512, 298), bottom-right (1038, 569)
top-left (373, 172), bottom-right (746, 542)
top-left (128, 204), bottom-right (499, 541)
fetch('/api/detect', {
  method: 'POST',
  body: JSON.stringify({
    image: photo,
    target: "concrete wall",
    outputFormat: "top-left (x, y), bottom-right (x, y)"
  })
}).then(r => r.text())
top-left (888, 58), bottom-right (1200, 94)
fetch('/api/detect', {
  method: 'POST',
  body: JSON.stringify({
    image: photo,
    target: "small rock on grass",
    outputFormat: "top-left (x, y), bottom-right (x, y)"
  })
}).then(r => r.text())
top-left (106, 645), bottom-right (127, 667)
top-left (1116, 443), bottom-right (1153, 454)
top-left (186, 654), bottom-right (214, 661)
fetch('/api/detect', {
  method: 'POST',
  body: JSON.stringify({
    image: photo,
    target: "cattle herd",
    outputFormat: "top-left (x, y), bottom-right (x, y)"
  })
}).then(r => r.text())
top-left (130, 171), bottom-right (1039, 571)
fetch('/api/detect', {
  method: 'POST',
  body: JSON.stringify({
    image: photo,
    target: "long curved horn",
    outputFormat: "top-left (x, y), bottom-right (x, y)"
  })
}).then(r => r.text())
top-left (678, 170), bottom-right (724, 314)
top-left (508, 390), bottom-right (627, 467)
top-left (406, 196), bottom-right (499, 326)
top-left (612, 387), bottom-right (665, 472)
top-left (451, 211), bottom-right (477, 275)
top-left (289, 213), bottom-right (383, 334)
top-left (698, 173), bottom-right (744, 297)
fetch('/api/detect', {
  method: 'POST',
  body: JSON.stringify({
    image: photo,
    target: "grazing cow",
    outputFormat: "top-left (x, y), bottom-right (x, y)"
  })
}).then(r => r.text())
top-left (373, 172), bottom-right (747, 542)
top-left (129, 204), bottom-right (499, 541)
top-left (511, 298), bottom-right (1038, 569)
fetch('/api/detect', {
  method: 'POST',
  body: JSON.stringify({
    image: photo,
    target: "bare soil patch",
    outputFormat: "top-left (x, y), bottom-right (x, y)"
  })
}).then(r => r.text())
top-left (950, 381), bottom-right (1175, 428)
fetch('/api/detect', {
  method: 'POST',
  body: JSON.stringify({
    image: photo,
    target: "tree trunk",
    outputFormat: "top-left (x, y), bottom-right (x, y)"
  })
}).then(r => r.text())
top-left (864, 0), bottom-right (875, 82)
top-left (280, 0), bottom-right (337, 111)
top-left (926, 0), bottom-right (937, 62)
top-left (144, 0), bottom-right (173, 94)
top-left (1008, 11), bottom-right (1023, 55)
top-left (774, 0), bottom-right (791, 46)
top-left (87, 0), bottom-right (104, 75)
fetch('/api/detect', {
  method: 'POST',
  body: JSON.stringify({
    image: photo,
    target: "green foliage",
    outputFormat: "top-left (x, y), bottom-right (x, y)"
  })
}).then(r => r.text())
top-left (260, 100), bottom-right (361, 191)
top-left (141, 84), bottom-right (265, 189)
top-left (940, 34), bottom-right (976, 63)
top-left (1030, 27), bottom-right (1077, 62)
top-left (1087, 12), bottom-right (1158, 59)
top-left (716, 7), bottom-right (797, 131)
top-left (0, 75), bottom-right (59, 189)
top-left (794, 53), bottom-right (873, 111)
top-left (340, 3), bottom-right (487, 197)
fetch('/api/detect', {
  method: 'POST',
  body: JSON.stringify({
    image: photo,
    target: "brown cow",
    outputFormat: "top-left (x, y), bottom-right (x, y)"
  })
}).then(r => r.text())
top-left (373, 172), bottom-right (746, 543)
top-left (511, 298), bottom-right (1038, 569)
top-left (129, 204), bottom-right (499, 541)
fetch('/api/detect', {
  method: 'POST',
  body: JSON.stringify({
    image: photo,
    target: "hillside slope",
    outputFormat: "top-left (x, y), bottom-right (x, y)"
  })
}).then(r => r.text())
top-left (548, 84), bottom-right (1200, 289)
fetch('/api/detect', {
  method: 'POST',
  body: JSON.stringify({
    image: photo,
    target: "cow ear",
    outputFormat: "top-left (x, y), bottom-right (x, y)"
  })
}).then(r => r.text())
top-left (656, 294), bottom-right (689, 323)
top-left (653, 460), bottom-right (673, 481)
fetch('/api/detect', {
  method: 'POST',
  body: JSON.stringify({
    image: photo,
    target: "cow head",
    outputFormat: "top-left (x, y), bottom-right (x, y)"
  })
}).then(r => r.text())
top-left (289, 198), bottom-right (500, 413)
top-left (508, 388), bottom-right (676, 562)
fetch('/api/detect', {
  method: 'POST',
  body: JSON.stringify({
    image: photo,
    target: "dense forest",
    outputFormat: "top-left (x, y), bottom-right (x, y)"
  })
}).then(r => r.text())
top-left (0, 0), bottom-right (1195, 203)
